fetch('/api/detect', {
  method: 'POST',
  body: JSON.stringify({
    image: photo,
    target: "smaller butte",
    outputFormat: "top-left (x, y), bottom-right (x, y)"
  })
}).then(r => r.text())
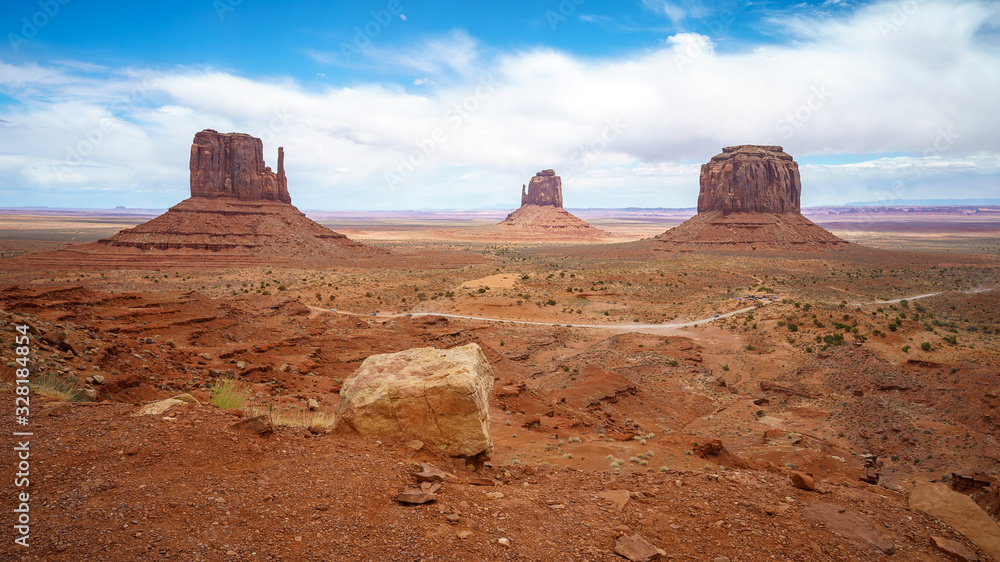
top-left (487, 170), bottom-right (609, 241)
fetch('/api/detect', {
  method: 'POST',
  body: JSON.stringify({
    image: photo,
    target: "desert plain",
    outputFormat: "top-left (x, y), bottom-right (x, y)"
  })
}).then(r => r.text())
top-left (1, 196), bottom-right (999, 561)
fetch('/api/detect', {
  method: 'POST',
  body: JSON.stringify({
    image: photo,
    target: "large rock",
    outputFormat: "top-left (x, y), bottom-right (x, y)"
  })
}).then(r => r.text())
top-left (521, 169), bottom-right (563, 208)
top-left (333, 344), bottom-right (495, 460)
top-left (697, 145), bottom-right (801, 214)
top-left (910, 478), bottom-right (1000, 560)
top-left (190, 129), bottom-right (291, 203)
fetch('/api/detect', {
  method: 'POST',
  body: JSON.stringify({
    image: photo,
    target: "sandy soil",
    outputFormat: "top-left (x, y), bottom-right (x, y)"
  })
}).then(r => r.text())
top-left (0, 208), bottom-right (998, 560)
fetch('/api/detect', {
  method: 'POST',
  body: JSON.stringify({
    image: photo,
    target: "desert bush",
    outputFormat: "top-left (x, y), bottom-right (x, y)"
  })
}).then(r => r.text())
top-left (30, 373), bottom-right (87, 402)
top-left (920, 342), bottom-right (931, 351)
top-left (210, 378), bottom-right (250, 410)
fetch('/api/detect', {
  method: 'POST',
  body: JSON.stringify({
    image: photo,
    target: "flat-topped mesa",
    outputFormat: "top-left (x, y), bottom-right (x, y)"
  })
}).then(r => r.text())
top-left (697, 145), bottom-right (800, 214)
top-left (189, 129), bottom-right (291, 204)
top-left (521, 169), bottom-right (563, 208)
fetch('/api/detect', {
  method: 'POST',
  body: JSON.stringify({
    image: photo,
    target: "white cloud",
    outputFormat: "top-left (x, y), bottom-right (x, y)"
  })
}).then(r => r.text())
top-left (642, 0), bottom-right (687, 23)
top-left (0, 0), bottom-right (998, 209)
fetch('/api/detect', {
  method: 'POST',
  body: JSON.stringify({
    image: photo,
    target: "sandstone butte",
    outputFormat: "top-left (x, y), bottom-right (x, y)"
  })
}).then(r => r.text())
top-left (655, 145), bottom-right (847, 251)
top-left (26, 129), bottom-right (379, 268)
top-left (333, 343), bottom-right (495, 464)
top-left (489, 169), bottom-right (610, 240)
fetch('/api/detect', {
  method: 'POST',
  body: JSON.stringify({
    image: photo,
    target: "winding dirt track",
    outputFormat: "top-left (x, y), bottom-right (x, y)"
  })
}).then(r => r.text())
top-left (312, 287), bottom-right (996, 333)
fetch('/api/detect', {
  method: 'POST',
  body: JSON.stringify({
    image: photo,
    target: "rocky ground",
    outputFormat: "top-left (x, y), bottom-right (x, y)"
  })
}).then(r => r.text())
top-left (0, 223), bottom-right (998, 561)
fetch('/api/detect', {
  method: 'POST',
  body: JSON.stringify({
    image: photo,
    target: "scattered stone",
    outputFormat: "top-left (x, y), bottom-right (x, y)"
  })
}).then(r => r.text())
top-left (548, 503), bottom-right (566, 509)
top-left (930, 535), bottom-right (978, 561)
top-left (230, 414), bottom-right (274, 436)
top-left (334, 344), bottom-right (495, 460)
top-left (614, 534), bottom-right (666, 562)
top-left (456, 531), bottom-right (472, 540)
top-left (764, 504), bottom-right (791, 517)
top-left (469, 477), bottom-right (499, 487)
top-left (485, 491), bottom-right (504, 500)
top-left (597, 490), bottom-right (631, 511)
top-left (802, 502), bottom-right (895, 554)
top-left (92, 374), bottom-right (105, 385)
top-left (415, 463), bottom-right (448, 483)
top-left (611, 525), bottom-right (631, 534)
top-left (306, 398), bottom-right (319, 411)
top-left (135, 398), bottom-right (186, 416)
top-left (80, 388), bottom-right (98, 401)
top-left (910, 479), bottom-right (1000, 560)
top-left (790, 471), bottom-right (817, 491)
top-left (236, 361), bottom-right (247, 370)
top-left (714, 558), bottom-right (732, 562)
top-left (405, 439), bottom-right (424, 451)
top-left (497, 537), bottom-right (511, 547)
top-left (11, 315), bottom-right (42, 336)
top-left (222, 408), bottom-right (244, 418)
top-left (39, 402), bottom-right (73, 416)
top-left (124, 445), bottom-right (140, 456)
top-left (446, 513), bottom-right (460, 524)
top-left (419, 482), bottom-right (442, 494)
top-left (396, 489), bottom-right (436, 505)
top-left (171, 393), bottom-right (200, 404)
top-left (198, 353), bottom-right (212, 360)
top-left (693, 440), bottom-right (724, 458)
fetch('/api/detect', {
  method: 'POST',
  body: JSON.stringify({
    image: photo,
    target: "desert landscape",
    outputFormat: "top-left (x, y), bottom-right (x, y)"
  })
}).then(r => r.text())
top-left (4, 2), bottom-right (1000, 560)
top-left (1, 129), bottom-right (998, 561)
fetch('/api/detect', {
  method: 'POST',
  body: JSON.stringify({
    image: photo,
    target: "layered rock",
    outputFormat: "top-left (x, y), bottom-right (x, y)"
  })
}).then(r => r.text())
top-left (31, 130), bottom-right (379, 267)
top-left (333, 343), bottom-right (495, 461)
top-left (486, 169), bottom-right (608, 240)
top-left (190, 129), bottom-right (291, 203)
top-left (521, 169), bottom-right (563, 208)
top-left (698, 145), bottom-right (800, 214)
top-left (655, 146), bottom-right (846, 251)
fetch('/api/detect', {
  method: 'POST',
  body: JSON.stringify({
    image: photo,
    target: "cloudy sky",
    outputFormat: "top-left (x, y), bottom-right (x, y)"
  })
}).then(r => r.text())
top-left (1, 0), bottom-right (998, 210)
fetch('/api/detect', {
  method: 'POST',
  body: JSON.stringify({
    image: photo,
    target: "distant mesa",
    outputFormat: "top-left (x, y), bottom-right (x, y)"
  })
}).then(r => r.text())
top-left (654, 145), bottom-right (847, 251)
top-left (29, 129), bottom-right (380, 268)
top-left (492, 169), bottom-right (609, 240)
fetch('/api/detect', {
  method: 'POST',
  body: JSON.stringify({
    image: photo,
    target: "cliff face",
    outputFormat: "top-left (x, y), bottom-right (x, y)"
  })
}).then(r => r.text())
top-left (521, 169), bottom-right (563, 208)
top-left (697, 145), bottom-right (800, 214)
top-left (189, 129), bottom-right (291, 204)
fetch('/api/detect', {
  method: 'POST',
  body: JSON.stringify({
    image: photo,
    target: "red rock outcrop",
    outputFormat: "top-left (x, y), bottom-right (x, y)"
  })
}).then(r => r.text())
top-left (189, 129), bottom-right (291, 203)
top-left (521, 169), bottom-right (563, 208)
top-left (654, 146), bottom-right (847, 252)
top-left (483, 169), bottom-right (608, 240)
top-left (698, 145), bottom-right (800, 214)
top-left (28, 130), bottom-right (381, 267)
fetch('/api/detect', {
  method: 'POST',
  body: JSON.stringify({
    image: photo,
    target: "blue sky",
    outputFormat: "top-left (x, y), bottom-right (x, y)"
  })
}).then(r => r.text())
top-left (1, 0), bottom-right (998, 209)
